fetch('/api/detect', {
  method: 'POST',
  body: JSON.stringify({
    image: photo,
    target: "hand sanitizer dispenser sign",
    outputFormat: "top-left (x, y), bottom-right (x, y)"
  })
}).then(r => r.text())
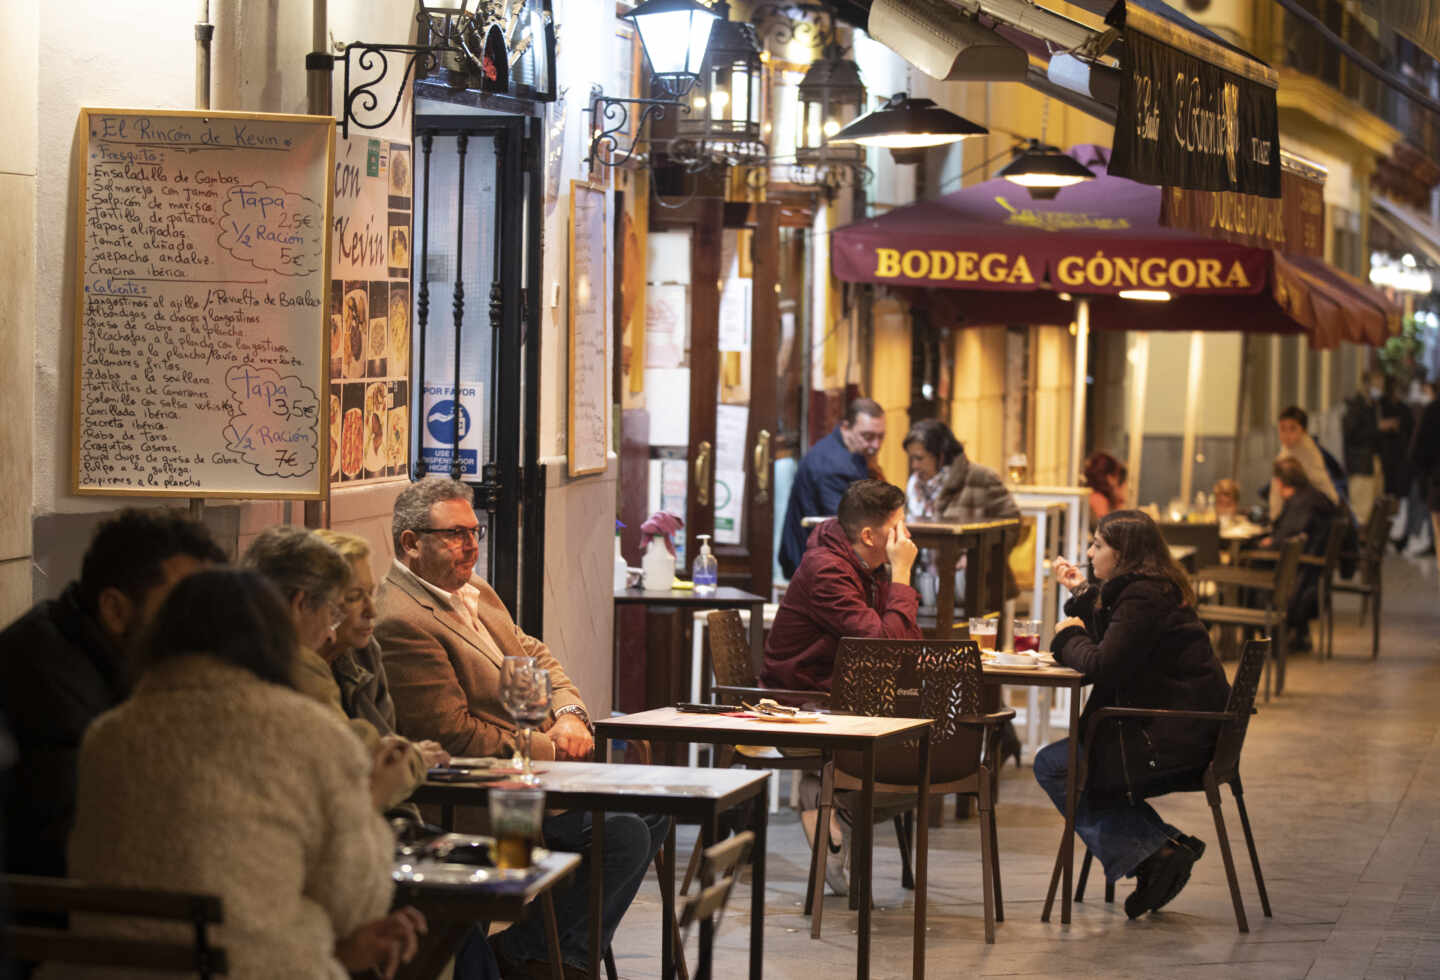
top-left (421, 382), bottom-right (483, 477)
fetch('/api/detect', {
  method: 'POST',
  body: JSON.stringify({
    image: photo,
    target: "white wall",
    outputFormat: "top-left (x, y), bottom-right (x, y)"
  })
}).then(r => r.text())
top-left (1131, 331), bottom-right (1244, 437)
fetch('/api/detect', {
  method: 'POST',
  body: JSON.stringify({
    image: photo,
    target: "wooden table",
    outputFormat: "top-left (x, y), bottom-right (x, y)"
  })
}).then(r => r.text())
top-left (614, 586), bottom-right (767, 714)
top-left (907, 518), bottom-right (1023, 645)
top-left (596, 708), bottom-right (934, 980)
top-left (981, 659), bottom-right (1087, 926)
top-left (394, 849), bottom-right (581, 980)
top-left (412, 761), bottom-right (769, 980)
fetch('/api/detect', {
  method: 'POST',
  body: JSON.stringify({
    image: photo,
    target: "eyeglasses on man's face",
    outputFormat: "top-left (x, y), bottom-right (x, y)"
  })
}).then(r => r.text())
top-left (417, 524), bottom-right (487, 547)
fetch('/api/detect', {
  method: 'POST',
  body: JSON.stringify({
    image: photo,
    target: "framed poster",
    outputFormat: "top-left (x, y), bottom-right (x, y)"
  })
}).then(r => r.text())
top-left (73, 107), bottom-right (333, 499)
top-left (568, 180), bottom-right (609, 476)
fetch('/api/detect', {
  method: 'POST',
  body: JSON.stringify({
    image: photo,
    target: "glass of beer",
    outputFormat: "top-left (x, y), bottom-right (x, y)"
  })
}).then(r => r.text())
top-left (1013, 619), bottom-right (1041, 652)
top-left (968, 617), bottom-right (999, 651)
top-left (490, 787), bottom-right (545, 872)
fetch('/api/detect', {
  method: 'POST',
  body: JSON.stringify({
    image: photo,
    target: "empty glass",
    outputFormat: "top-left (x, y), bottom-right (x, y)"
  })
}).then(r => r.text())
top-left (500, 657), bottom-right (552, 784)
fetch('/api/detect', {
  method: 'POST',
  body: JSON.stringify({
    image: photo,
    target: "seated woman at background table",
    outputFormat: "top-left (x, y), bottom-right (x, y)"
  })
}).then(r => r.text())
top-left (1039, 511), bottom-right (1230, 920)
top-left (1212, 478), bottom-right (1240, 525)
top-left (62, 569), bottom-right (424, 979)
top-left (1084, 451), bottom-right (1128, 520)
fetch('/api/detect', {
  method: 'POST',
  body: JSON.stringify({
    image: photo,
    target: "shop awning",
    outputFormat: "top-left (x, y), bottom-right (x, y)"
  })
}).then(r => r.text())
top-left (1372, 193), bottom-right (1440, 269)
top-left (831, 145), bottom-right (1400, 348)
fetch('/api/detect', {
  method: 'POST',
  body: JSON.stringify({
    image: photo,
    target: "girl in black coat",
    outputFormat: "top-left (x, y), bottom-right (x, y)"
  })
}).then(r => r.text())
top-left (1035, 510), bottom-right (1230, 919)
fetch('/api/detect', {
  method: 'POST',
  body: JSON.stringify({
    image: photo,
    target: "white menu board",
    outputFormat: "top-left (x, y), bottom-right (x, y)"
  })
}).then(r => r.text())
top-left (73, 108), bottom-right (334, 499)
top-left (568, 181), bottom-right (609, 477)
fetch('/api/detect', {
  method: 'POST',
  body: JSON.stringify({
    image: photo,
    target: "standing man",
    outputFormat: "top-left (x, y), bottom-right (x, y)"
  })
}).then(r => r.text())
top-left (778, 397), bottom-right (887, 578)
top-left (1271, 406), bottom-right (1339, 522)
top-left (375, 477), bottom-right (666, 979)
top-left (0, 509), bottom-right (224, 882)
top-left (1343, 372), bottom-right (1387, 523)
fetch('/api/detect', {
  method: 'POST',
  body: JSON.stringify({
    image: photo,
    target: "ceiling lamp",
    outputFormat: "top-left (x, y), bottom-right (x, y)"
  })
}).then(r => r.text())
top-left (1118, 289), bottom-right (1173, 302)
top-left (627, 0), bottom-right (719, 99)
top-left (827, 92), bottom-right (986, 164)
top-left (998, 140), bottom-right (1095, 199)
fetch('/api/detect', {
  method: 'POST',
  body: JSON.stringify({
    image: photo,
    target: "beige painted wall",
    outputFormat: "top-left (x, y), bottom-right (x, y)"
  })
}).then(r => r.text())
top-left (950, 327), bottom-right (1008, 473)
top-left (870, 299), bottom-right (913, 486)
top-left (0, 0), bottom-right (37, 623)
top-left (1032, 326), bottom-right (1076, 487)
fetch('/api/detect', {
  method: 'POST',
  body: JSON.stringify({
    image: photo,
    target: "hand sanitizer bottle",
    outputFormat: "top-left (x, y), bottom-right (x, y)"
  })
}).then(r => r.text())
top-left (614, 532), bottom-right (629, 592)
top-left (693, 534), bottom-right (718, 596)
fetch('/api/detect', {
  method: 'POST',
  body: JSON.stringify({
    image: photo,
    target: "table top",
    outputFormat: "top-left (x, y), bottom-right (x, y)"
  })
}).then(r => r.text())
top-left (614, 585), bottom-right (766, 606)
top-left (1019, 500), bottom-right (1069, 515)
top-left (981, 657), bottom-right (1085, 686)
top-left (907, 517), bottom-right (1022, 537)
top-left (1012, 485), bottom-right (1090, 499)
top-left (597, 706), bottom-right (932, 750)
top-left (392, 849), bottom-right (581, 920)
top-left (1170, 544), bottom-right (1197, 562)
top-left (1221, 522), bottom-right (1266, 540)
top-left (412, 759), bottom-right (770, 816)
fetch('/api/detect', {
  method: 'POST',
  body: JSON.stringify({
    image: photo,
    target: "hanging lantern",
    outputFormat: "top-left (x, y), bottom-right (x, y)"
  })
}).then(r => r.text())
top-left (676, 2), bottom-right (764, 157)
top-left (796, 44), bottom-right (865, 167)
top-left (624, 0), bottom-right (718, 100)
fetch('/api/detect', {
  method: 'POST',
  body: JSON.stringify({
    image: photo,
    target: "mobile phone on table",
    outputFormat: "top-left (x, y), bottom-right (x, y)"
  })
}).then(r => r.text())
top-left (674, 702), bottom-right (735, 714)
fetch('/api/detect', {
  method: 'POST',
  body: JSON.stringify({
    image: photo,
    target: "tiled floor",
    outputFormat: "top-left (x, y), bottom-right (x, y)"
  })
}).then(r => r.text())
top-left (607, 553), bottom-right (1440, 979)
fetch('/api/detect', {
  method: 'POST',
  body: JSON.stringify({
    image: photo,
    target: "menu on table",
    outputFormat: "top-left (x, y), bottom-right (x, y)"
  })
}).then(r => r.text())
top-left (73, 107), bottom-right (334, 499)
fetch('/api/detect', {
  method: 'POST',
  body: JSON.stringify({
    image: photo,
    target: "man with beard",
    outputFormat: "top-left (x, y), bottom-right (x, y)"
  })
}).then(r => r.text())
top-left (0, 509), bottom-right (224, 881)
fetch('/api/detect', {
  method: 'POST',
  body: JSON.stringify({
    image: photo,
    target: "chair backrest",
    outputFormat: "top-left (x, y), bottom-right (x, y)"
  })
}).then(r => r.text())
top-left (1211, 637), bottom-right (1269, 783)
top-left (5, 875), bottom-right (227, 977)
top-left (1160, 521), bottom-right (1222, 569)
top-left (1362, 496), bottom-right (1397, 561)
top-left (1270, 535), bottom-right (1307, 610)
top-left (1319, 514), bottom-right (1348, 576)
top-left (707, 609), bottom-right (757, 697)
top-left (678, 831), bottom-right (754, 980)
top-left (830, 637), bottom-right (984, 786)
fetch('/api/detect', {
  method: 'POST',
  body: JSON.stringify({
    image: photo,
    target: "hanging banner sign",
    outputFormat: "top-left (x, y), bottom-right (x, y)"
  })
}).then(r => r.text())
top-left (1109, 17), bottom-right (1282, 198)
top-left (1160, 168), bottom-right (1325, 256)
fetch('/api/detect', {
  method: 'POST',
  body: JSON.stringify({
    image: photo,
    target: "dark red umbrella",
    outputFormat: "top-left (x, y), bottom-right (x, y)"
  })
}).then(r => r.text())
top-left (831, 145), bottom-right (1398, 348)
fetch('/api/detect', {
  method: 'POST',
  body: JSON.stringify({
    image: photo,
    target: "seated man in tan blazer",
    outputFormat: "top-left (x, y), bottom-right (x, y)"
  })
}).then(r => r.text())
top-left (376, 476), bottom-right (667, 979)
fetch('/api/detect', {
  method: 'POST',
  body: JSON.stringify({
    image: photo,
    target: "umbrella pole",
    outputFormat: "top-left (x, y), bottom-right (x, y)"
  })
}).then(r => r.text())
top-left (1069, 297), bottom-right (1090, 486)
top-left (1179, 332), bottom-right (1205, 508)
top-left (1125, 333), bottom-right (1150, 508)
top-left (1232, 334), bottom-right (1250, 482)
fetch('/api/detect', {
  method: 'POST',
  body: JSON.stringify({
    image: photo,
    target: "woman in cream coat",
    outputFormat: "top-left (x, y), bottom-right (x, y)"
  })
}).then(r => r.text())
top-left (63, 569), bottom-right (423, 979)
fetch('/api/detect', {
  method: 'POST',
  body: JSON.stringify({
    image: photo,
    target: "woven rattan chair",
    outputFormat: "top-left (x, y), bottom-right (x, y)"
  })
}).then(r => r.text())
top-left (1333, 496), bottom-right (1397, 658)
top-left (1194, 536), bottom-right (1304, 700)
top-left (818, 637), bottom-right (1014, 943)
top-left (1070, 637), bottom-right (1273, 932)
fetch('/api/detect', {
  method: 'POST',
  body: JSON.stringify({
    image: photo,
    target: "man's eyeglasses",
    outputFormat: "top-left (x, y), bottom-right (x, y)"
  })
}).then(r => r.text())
top-left (417, 525), bottom-right (487, 547)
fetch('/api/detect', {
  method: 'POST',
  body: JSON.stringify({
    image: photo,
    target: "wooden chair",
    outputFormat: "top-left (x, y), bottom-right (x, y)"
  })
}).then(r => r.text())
top-left (5, 875), bottom-right (227, 977)
top-left (1193, 536), bottom-right (1304, 700)
top-left (1239, 515), bottom-right (1349, 660)
top-left (676, 831), bottom-right (755, 980)
top-left (1158, 521), bottom-right (1222, 570)
top-left (1333, 496), bottom-right (1397, 659)
top-left (819, 637), bottom-right (1014, 943)
top-left (1071, 637), bottom-right (1272, 932)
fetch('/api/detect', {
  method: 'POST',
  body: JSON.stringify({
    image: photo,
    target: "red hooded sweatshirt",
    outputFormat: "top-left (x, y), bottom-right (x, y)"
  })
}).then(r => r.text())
top-left (761, 518), bottom-right (922, 693)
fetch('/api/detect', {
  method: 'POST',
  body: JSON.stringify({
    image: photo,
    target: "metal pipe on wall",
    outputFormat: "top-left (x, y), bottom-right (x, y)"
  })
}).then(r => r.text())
top-left (1125, 333), bottom-right (1150, 508)
top-left (307, 0), bottom-right (332, 117)
top-left (1068, 297), bottom-right (1090, 487)
top-left (1179, 331), bottom-right (1205, 506)
top-left (194, 0), bottom-right (212, 111)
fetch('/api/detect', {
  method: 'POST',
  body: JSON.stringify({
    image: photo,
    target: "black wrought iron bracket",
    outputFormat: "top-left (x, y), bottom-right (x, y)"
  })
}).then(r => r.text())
top-left (340, 42), bottom-right (441, 139)
top-left (750, 2), bottom-right (839, 55)
top-left (586, 85), bottom-right (689, 170)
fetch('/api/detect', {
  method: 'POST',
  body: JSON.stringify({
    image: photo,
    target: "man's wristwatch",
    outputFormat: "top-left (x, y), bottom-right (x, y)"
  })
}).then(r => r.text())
top-left (552, 704), bottom-right (593, 734)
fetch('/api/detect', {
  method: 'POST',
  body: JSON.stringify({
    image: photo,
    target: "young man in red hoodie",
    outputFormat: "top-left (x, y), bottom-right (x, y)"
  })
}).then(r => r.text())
top-left (761, 479), bottom-right (921, 892)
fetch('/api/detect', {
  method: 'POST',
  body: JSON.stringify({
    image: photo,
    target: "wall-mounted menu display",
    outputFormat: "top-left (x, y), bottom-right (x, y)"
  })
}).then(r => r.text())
top-left (73, 108), bottom-right (334, 499)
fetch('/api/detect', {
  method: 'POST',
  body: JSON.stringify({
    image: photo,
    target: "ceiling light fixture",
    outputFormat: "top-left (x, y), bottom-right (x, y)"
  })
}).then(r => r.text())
top-left (1118, 289), bottom-right (1173, 302)
top-left (827, 92), bottom-right (987, 164)
top-left (998, 140), bottom-right (1095, 198)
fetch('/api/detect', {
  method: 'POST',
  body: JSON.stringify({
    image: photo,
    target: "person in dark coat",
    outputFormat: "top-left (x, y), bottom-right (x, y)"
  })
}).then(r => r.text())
top-left (1376, 375), bottom-right (1415, 499)
top-left (1264, 458), bottom-right (1339, 652)
top-left (0, 509), bottom-right (223, 885)
top-left (1037, 510), bottom-right (1230, 920)
top-left (778, 398), bottom-right (886, 579)
top-left (1411, 392), bottom-right (1440, 576)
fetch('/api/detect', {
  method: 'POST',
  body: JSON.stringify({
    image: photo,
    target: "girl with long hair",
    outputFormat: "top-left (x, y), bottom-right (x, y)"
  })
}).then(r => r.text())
top-left (1037, 510), bottom-right (1230, 920)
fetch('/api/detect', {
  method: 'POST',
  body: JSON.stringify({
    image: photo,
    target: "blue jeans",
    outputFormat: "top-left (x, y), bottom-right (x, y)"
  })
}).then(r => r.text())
top-left (1033, 739), bottom-right (1178, 883)
top-left (494, 810), bottom-right (670, 970)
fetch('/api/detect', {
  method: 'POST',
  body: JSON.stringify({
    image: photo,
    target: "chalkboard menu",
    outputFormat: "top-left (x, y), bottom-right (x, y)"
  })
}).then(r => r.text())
top-left (73, 108), bottom-right (334, 499)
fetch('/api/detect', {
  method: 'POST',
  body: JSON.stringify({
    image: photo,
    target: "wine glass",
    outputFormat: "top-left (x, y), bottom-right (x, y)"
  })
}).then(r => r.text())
top-left (500, 657), bottom-right (551, 784)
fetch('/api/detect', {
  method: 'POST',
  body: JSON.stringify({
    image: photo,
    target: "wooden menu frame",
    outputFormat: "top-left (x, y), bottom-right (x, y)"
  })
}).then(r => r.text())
top-left (72, 107), bottom-right (334, 499)
top-left (568, 180), bottom-right (609, 476)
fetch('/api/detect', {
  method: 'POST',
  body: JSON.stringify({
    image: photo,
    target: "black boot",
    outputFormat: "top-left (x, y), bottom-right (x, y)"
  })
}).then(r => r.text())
top-left (1124, 835), bottom-right (1202, 919)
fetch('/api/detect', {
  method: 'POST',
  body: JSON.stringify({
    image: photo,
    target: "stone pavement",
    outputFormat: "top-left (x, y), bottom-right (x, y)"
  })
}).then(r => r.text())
top-left (606, 553), bottom-right (1440, 979)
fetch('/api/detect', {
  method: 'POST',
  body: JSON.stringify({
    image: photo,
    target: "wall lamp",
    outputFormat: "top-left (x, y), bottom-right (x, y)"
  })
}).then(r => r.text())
top-left (588, 0), bottom-right (719, 169)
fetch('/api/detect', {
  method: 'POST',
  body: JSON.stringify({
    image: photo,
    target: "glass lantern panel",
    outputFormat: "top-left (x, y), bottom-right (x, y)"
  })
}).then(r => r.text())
top-left (634, 9), bottom-right (715, 79)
